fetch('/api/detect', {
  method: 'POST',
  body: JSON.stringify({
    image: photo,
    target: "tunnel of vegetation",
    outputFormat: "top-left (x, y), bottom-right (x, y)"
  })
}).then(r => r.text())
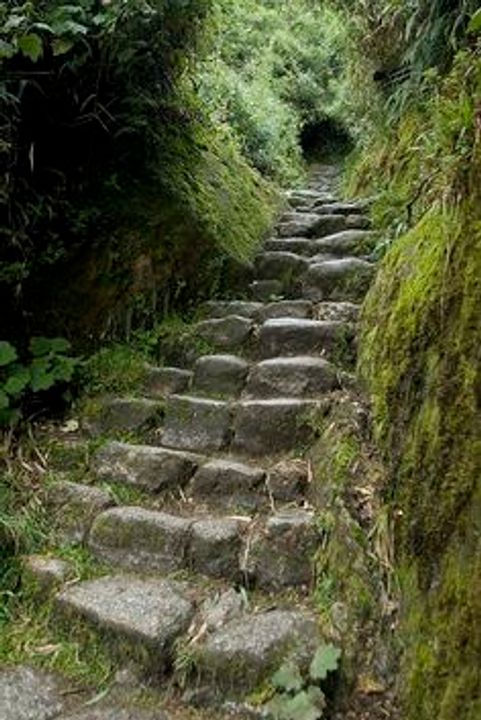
top-left (1, 1), bottom-right (481, 719)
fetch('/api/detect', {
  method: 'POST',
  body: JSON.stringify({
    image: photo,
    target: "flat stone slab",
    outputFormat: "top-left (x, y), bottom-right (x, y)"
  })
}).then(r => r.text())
top-left (311, 230), bottom-right (374, 258)
top-left (256, 299), bottom-right (314, 322)
top-left (258, 318), bottom-right (351, 358)
top-left (0, 666), bottom-right (64, 720)
top-left (48, 481), bottom-right (113, 544)
top-left (255, 251), bottom-right (308, 281)
top-left (189, 459), bottom-right (266, 509)
top-left (249, 280), bottom-right (283, 302)
top-left (162, 395), bottom-right (233, 452)
top-left (56, 575), bottom-right (193, 671)
top-left (59, 709), bottom-right (167, 720)
top-left (23, 555), bottom-right (73, 597)
top-left (313, 201), bottom-right (364, 214)
top-left (346, 214), bottom-right (371, 230)
top-left (144, 366), bottom-right (192, 398)
top-left (314, 301), bottom-right (360, 323)
top-left (93, 441), bottom-right (201, 494)
top-left (193, 355), bottom-right (249, 397)
top-left (264, 238), bottom-right (316, 256)
top-left (245, 356), bottom-right (339, 398)
top-left (203, 301), bottom-right (263, 319)
top-left (232, 399), bottom-right (319, 456)
top-left (267, 459), bottom-right (309, 503)
top-left (303, 258), bottom-right (375, 302)
top-left (87, 397), bottom-right (164, 434)
top-left (245, 511), bottom-right (319, 590)
top-left (189, 518), bottom-right (242, 580)
top-left (194, 610), bottom-right (318, 695)
top-left (89, 507), bottom-right (191, 572)
top-left (278, 214), bottom-right (346, 239)
top-left (195, 316), bottom-right (254, 351)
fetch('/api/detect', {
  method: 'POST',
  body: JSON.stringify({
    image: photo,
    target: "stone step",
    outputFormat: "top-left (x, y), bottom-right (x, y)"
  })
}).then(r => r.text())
top-left (255, 251), bottom-right (309, 281)
top-left (192, 609), bottom-right (319, 698)
top-left (0, 666), bottom-right (66, 720)
top-left (84, 397), bottom-right (164, 435)
top-left (162, 395), bottom-right (233, 453)
top-left (93, 441), bottom-right (202, 493)
top-left (202, 300), bottom-right (263, 319)
top-left (249, 279), bottom-right (283, 302)
top-left (144, 366), bottom-right (192, 398)
top-left (89, 504), bottom-right (317, 588)
top-left (232, 399), bottom-right (320, 455)
top-left (189, 458), bottom-right (266, 510)
top-left (192, 354), bottom-right (249, 397)
top-left (264, 237), bottom-right (317, 256)
top-left (345, 214), bottom-right (371, 230)
top-left (303, 258), bottom-right (376, 303)
top-left (311, 229), bottom-right (375, 257)
top-left (56, 575), bottom-right (194, 674)
top-left (277, 213), bottom-right (346, 239)
top-left (258, 318), bottom-right (354, 359)
top-left (244, 510), bottom-right (319, 590)
top-left (195, 316), bottom-right (254, 352)
top-left (314, 201), bottom-right (365, 215)
top-left (256, 299), bottom-right (314, 322)
top-left (315, 300), bottom-right (361, 323)
top-left (188, 457), bottom-right (309, 510)
top-left (48, 481), bottom-right (114, 544)
top-left (244, 356), bottom-right (340, 398)
top-left (89, 507), bottom-right (243, 580)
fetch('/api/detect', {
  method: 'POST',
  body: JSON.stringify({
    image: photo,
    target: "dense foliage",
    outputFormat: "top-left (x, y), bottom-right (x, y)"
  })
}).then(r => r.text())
top-left (0, 0), bottom-right (276, 347)
top-left (200, 0), bottom-right (348, 183)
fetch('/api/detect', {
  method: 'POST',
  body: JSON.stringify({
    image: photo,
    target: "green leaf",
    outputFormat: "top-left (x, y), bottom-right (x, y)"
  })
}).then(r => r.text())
top-left (18, 33), bottom-right (43, 62)
top-left (272, 661), bottom-right (304, 693)
top-left (0, 390), bottom-right (10, 410)
top-left (4, 368), bottom-right (30, 396)
top-left (30, 359), bottom-right (55, 392)
top-left (51, 37), bottom-right (74, 56)
top-left (309, 644), bottom-right (342, 682)
top-left (0, 342), bottom-right (17, 367)
top-left (0, 39), bottom-right (16, 59)
top-left (29, 336), bottom-right (70, 357)
top-left (283, 691), bottom-right (323, 720)
top-left (468, 9), bottom-right (481, 34)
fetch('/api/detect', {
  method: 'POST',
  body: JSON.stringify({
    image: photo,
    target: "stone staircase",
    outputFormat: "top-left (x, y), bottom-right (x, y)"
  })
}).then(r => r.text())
top-left (2, 165), bottom-right (378, 719)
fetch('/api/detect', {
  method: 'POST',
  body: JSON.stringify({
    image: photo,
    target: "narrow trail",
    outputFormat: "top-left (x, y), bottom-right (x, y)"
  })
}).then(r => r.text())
top-left (1, 166), bottom-right (389, 719)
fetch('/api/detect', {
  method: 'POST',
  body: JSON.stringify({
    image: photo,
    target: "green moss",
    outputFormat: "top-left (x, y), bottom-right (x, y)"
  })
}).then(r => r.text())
top-left (358, 201), bottom-right (481, 716)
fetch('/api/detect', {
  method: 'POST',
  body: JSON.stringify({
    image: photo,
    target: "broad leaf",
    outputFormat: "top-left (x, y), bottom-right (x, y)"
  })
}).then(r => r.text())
top-left (4, 368), bottom-right (30, 396)
top-left (283, 691), bottom-right (323, 720)
top-left (0, 342), bottom-right (17, 367)
top-left (18, 33), bottom-right (43, 62)
top-left (29, 336), bottom-right (70, 357)
top-left (0, 39), bottom-right (16, 59)
top-left (468, 9), bottom-right (481, 34)
top-left (0, 390), bottom-right (10, 410)
top-left (272, 661), bottom-right (304, 693)
top-left (30, 359), bottom-right (54, 392)
top-left (51, 37), bottom-right (74, 56)
top-left (309, 644), bottom-right (341, 682)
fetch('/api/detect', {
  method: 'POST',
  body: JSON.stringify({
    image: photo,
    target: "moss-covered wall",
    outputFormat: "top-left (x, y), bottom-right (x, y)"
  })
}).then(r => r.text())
top-left (358, 178), bottom-right (481, 717)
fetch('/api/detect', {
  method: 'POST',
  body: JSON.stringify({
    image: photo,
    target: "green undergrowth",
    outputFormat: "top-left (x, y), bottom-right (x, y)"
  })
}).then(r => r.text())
top-left (308, 394), bottom-right (393, 703)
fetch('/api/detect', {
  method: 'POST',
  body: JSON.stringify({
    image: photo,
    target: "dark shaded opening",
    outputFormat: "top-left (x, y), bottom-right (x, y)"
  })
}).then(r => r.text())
top-left (301, 118), bottom-right (353, 160)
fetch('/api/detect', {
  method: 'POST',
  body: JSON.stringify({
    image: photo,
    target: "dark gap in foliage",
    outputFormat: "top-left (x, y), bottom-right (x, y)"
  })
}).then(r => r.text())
top-left (300, 118), bottom-right (352, 161)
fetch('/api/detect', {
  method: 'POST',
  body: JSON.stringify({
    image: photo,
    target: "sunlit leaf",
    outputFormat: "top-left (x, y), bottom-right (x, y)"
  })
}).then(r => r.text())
top-left (0, 342), bottom-right (17, 367)
top-left (309, 644), bottom-right (341, 682)
top-left (468, 9), bottom-right (481, 34)
top-left (272, 661), bottom-right (304, 693)
top-left (18, 33), bottom-right (43, 62)
top-left (283, 691), bottom-right (323, 720)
